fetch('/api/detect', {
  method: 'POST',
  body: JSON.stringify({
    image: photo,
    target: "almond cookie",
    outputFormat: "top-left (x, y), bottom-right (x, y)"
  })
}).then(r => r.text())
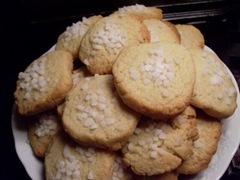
top-left (45, 133), bottom-right (116, 180)
top-left (56, 15), bottom-right (102, 59)
top-left (79, 14), bottom-right (150, 74)
top-left (175, 24), bottom-right (205, 49)
top-left (178, 111), bottom-right (221, 174)
top-left (113, 42), bottom-right (195, 118)
top-left (62, 74), bottom-right (140, 151)
top-left (27, 110), bottom-right (61, 157)
top-left (190, 49), bottom-right (237, 118)
top-left (113, 4), bottom-right (163, 20)
top-left (121, 106), bottom-right (197, 176)
top-left (143, 19), bottom-right (180, 43)
top-left (14, 50), bottom-right (74, 116)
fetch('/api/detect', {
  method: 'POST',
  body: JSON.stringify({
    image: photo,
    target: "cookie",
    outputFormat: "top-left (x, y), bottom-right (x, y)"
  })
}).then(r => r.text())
top-left (14, 50), bottom-right (74, 116)
top-left (57, 66), bottom-right (92, 118)
top-left (143, 19), bottom-right (180, 43)
top-left (56, 15), bottom-right (102, 59)
top-left (79, 13), bottom-right (150, 74)
top-left (113, 42), bottom-right (195, 118)
top-left (112, 156), bottom-right (134, 180)
top-left (62, 74), bottom-right (140, 151)
top-left (27, 110), bottom-right (61, 157)
top-left (175, 24), bottom-right (205, 49)
top-left (178, 111), bottom-right (221, 174)
top-left (190, 49), bottom-right (237, 118)
top-left (121, 106), bottom-right (196, 176)
top-left (113, 4), bottom-right (163, 20)
top-left (72, 66), bottom-right (92, 86)
top-left (45, 133), bottom-right (116, 180)
top-left (137, 170), bottom-right (178, 180)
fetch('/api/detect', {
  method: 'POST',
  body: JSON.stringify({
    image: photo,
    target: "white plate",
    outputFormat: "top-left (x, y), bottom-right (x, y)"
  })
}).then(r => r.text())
top-left (11, 46), bottom-right (240, 180)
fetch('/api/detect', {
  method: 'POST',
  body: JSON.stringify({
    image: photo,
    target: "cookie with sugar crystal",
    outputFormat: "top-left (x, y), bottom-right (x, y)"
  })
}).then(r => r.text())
top-left (27, 110), bottom-right (62, 157)
top-left (45, 133), bottom-right (116, 180)
top-left (175, 24), bottom-right (205, 49)
top-left (178, 111), bottom-right (221, 174)
top-left (136, 170), bottom-right (179, 180)
top-left (143, 19), bottom-right (180, 44)
top-left (190, 49), bottom-right (237, 118)
top-left (14, 50), bottom-right (74, 116)
top-left (112, 4), bottom-right (163, 20)
top-left (113, 42), bottom-right (195, 118)
top-left (112, 155), bottom-right (134, 180)
top-left (62, 74), bottom-right (140, 151)
top-left (56, 15), bottom-right (102, 59)
top-left (57, 66), bottom-right (92, 118)
top-left (121, 106), bottom-right (196, 176)
top-left (79, 13), bottom-right (150, 74)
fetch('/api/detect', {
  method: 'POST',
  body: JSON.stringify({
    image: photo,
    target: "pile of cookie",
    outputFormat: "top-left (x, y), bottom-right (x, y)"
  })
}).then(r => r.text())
top-left (14, 4), bottom-right (238, 180)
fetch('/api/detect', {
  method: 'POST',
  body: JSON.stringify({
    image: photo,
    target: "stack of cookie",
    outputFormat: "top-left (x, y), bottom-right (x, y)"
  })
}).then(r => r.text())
top-left (14, 4), bottom-right (237, 180)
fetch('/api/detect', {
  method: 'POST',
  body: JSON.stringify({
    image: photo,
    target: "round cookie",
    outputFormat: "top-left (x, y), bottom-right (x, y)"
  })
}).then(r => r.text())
top-left (175, 24), bottom-right (205, 49)
top-left (136, 170), bottom-right (179, 180)
top-left (62, 74), bottom-right (140, 151)
top-left (178, 111), bottom-right (221, 174)
top-left (190, 49), bottom-right (237, 118)
top-left (57, 66), bottom-right (92, 118)
top-left (27, 110), bottom-right (61, 157)
top-left (112, 156), bottom-right (133, 180)
top-left (56, 15), bottom-right (102, 59)
top-left (14, 50), bottom-right (74, 116)
top-left (45, 133), bottom-right (116, 180)
top-left (113, 42), bottom-right (196, 118)
top-left (79, 13), bottom-right (150, 74)
top-left (72, 66), bottom-right (92, 86)
top-left (121, 106), bottom-right (196, 176)
top-left (113, 4), bottom-right (163, 20)
top-left (143, 19), bottom-right (180, 44)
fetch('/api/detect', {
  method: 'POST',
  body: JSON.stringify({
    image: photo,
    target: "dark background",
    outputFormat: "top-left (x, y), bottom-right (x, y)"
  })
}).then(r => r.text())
top-left (1, 0), bottom-right (240, 179)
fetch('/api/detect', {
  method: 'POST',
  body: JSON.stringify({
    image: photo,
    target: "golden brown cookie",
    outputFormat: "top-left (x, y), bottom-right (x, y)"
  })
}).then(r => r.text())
top-left (45, 133), bottom-right (116, 180)
top-left (136, 170), bottom-right (179, 180)
top-left (190, 49), bottom-right (237, 118)
top-left (14, 50), bottom-right (74, 116)
top-left (143, 19), bottom-right (180, 43)
top-left (62, 74), bottom-right (140, 151)
top-left (178, 111), bottom-right (221, 174)
top-left (27, 110), bottom-right (61, 157)
top-left (113, 42), bottom-right (195, 118)
top-left (175, 24), bottom-right (205, 49)
top-left (72, 66), bottom-right (92, 86)
top-left (56, 15), bottom-right (102, 59)
top-left (113, 4), bottom-right (163, 20)
top-left (121, 106), bottom-right (196, 176)
top-left (79, 13), bottom-right (150, 74)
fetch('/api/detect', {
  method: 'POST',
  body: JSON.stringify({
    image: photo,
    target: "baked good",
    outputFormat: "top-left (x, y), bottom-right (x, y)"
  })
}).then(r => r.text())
top-left (45, 133), bottom-right (116, 180)
top-left (72, 66), bottom-right (92, 86)
top-left (79, 13), bottom-right (150, 74)
top-left (27, 110), bottom-right (61, 157)
top-left (136, 170), bottom-right (178, 180)
top-left (190, 49), bottom-right (237, 118)
top-left (14, 50), bottom-right (74, 116)
top-left (143, 19), bottom-right (180, 43)
top-left (112, 156), bottom-right (134, 180)
top-left (113, 4), bottom-right (163, 20)
top-left (175, 24), bottom-right (205, 49)
top-left (113, 42), bottom-right (195, 118)
top-left (62, 74), bottom-right (140, 151)
top-left (56, 15), bottom-right (102, 59)
top-left (178, 110), bottom-right (221, 174)
top-left (121, 106), bottom-right (197, 176)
